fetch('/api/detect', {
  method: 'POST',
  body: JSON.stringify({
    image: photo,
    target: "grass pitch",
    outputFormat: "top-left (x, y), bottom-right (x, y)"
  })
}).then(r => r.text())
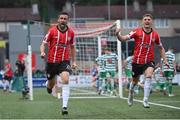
top-left (0, 85), bottom-right (180, 119)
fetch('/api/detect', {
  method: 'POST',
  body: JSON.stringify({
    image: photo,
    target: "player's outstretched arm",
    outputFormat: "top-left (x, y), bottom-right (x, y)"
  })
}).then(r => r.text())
top-left (116, 28), bottom-right (129, 42)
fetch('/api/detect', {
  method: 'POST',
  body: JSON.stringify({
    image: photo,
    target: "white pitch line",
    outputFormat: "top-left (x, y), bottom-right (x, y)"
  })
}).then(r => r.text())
top-left (157, 101), bottom-right (180, 103)
top-left (122, 97), bottom-right (180, 110)
top-left (70, 88), bottom-right (118, 98)
top-left (71, 92), bottom-right (97, 95)
top-left (69, 88), bottom-right (180, 110)
top-left (70, 96), bottom-right (116, 99)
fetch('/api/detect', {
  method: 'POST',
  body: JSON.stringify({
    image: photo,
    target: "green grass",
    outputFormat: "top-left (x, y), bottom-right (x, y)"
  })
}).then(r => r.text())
top-left (0, 86), bottom-right (180, 119)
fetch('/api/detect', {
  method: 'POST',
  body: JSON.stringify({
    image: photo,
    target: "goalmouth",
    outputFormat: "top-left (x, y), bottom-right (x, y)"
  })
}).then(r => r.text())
top-left (70, 20), bottom-right (123, 98)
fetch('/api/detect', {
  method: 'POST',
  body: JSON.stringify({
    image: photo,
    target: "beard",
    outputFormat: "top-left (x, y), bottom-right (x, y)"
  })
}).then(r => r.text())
top-left (58, 23), bottom-right (68, 32)
top-left (60, 23), bottom-right (66, 29)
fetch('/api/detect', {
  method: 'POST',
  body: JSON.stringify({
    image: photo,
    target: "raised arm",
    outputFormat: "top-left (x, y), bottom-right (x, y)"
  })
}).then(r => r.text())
top-left (116, 28), bottom-right (129, 42)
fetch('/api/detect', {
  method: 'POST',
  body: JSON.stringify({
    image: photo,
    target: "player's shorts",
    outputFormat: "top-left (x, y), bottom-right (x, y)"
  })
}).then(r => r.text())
top-left (132, 61), bottom-right (155, 78)
top-left (99, 71), bottom-right (106, 79)
top-left (46, 60), bottom-right (71, 80)
top-left (156, 82), bottom-right (168, 90)
top-left (125, 69), bottom-right (132, 78)
top-left (163, 71), bottom-right (174, 79)
top-left (106, 71), bottom-right (116, 78)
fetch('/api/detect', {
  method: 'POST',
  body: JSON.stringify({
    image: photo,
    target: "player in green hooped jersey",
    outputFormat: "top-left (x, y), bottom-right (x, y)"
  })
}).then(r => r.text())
top-left (96, 55), bottom-right (106, 94)
top-left (124, 56), bottom-right (133, 91)
top-left (162, 47), bottom-right (177, 96)
top-left (96, 48), bottom-right (118, 95)
top-left (154, 63), bottom-right (168, 95)
top-left (103, 48), bottom-right (118, 95)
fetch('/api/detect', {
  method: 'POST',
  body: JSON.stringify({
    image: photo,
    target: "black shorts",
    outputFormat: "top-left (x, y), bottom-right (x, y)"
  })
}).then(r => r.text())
top-left (4, 76), bottom-right (13, 82)
top-left (132, 61), bottom-right (155, 78)
top-left (46, 60), bottom-right (72, 80)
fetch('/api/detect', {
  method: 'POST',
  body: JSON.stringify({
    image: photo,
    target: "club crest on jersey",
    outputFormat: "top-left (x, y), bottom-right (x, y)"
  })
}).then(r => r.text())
top-left (68, 37), bottom-right (72, 41)
top-left (151, 38), bottom-right (155, 42)
top-left (141, 43), bottom-right (150, 48)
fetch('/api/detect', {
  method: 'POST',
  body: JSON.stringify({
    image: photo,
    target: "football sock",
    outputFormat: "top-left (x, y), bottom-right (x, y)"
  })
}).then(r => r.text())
top-left (110, 78), bottom-right (114, 91)
top-left (144, 77), bottom-right (152, 101)
top-left (129, 82), bottom-right (136, 94)
top-left (62, 84), bottom-right (70, 108)
top-left (168, 80), bottom-right (172, 94)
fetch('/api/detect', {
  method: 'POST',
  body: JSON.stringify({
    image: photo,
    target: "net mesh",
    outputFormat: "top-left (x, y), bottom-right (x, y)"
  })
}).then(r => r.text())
top-left (70, 21), bottom-right (118, 75)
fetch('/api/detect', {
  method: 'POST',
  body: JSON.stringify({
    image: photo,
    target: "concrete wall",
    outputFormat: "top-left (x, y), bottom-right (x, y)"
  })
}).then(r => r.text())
top-left (9, 24), bottom-right (45, 71)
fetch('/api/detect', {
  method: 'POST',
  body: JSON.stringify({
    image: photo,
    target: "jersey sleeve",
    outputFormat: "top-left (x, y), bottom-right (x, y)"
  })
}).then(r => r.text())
top-left (127, 29), bottom-right (137, 39)
top-left (68, 27), bottom-right (75, 45)
top-left (154, 33), bottom-right (163, 47)
top-left (70, 31), bottom-right (75, 45)
top-left (42, 28), bottom-right (53, 43)
top-left (172, 54), bottom-right (175, 61)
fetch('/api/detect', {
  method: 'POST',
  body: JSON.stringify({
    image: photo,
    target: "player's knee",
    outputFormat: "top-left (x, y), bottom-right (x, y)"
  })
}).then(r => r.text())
top-left (48, 81), bottom-right (55, 88)
top-left (145, 75), bottom-right (152, 79)
top-left (62, 79), bottom-right (69, 84)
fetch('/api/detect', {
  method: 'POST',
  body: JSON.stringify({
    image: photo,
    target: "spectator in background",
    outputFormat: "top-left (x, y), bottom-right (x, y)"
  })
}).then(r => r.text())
top-left (3, 59), bottom-right (13, 92)
top-left (0, 70), bottom-right (4, 89)
top-left (91, 62), bottom-right (99, 91)
top-left (12, 60), bottom-right (26, 92)
top-left (176, 63), bottom-right (180, 72)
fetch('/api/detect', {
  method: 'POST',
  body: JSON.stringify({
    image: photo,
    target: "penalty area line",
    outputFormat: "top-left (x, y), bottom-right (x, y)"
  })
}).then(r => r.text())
top-left (70, 96), bottom-right (117, 99)
top-left (122, 97), bottom-right (180, 110)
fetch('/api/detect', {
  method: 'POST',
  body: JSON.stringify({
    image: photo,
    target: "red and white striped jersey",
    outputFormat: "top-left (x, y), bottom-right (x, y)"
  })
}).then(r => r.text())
top-left (127, 28), bottom-right (162, 64)
top-left (43, 25), bottom-right (75, 63)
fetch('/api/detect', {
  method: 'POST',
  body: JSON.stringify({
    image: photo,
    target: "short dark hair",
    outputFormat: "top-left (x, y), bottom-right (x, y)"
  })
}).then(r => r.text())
top-left (59, 11), bottom-right (69, 17)
top-left (143, 13), bottom-right (153, 19)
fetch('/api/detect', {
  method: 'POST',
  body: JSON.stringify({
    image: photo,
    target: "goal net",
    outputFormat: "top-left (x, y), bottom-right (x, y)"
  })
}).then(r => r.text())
top-left (69, 20), bottom-right (124, 98)
top-left (24, 20), bottom-right (124, 99)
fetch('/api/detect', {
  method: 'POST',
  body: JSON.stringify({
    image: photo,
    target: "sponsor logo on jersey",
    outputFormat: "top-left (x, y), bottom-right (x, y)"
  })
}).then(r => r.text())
top-left (56, 43), bottom-right (67, 47)
top-left (141, 43), bottom-right (150, 48)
